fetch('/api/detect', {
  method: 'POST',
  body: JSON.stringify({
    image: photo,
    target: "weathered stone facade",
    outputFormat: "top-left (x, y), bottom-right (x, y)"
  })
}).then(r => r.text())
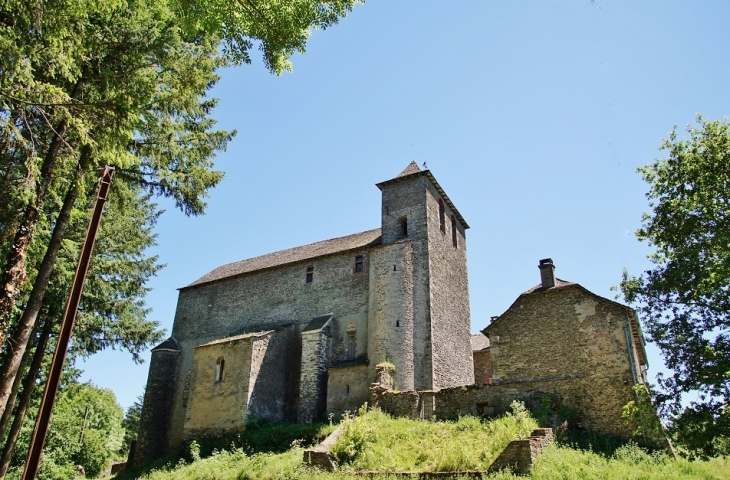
top-left (135, 162), bottom-right (475, 464)
top-left (370, 259), bottom-right (650, 441)
top-left (135, 162), bottom-right (652, 466)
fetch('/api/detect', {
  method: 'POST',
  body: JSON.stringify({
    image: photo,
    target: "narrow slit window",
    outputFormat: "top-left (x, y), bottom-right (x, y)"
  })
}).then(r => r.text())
top-left (438, 199), bottom-right (445, 233)
top-left (305, 266), bottom-right (314, 283)
top-left (399, 216), bottom-right (408, 237)
top-left (354, 255), bottom-right (364, 273)
top-left (215, 357), bottom-right (225, 383)
top-left (451, 215), bottom-right (458, 248)
top-left (396, 320), bottom-right (400, 327)
top-left (346, 385), bottom-right (350, 395)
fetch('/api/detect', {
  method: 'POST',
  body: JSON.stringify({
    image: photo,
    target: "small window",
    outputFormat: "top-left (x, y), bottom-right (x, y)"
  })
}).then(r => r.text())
top-left (451, 215), bottom-right (458, 248)
top-left (438, 199), bottom-right (445, 233)
top-left (215, 357), bottom-right (225, 383)
top-left (399, 216), bottom-right (408, 237)
top-left (305, 266), bottom-right (314, 283)
top-left (396, 320), bottom-right (400, 327)
top-left (354, 255), bottom-right (364, 273)
top-left (346, 385), bottom-right (350, 395)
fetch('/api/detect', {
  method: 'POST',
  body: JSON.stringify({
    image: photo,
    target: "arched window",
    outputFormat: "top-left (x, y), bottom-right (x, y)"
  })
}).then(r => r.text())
top-left (451, 215), bottom-right (458, 248)
top-left (399, 216), bottom-right (408, 237)
top-left (215, 356), bottom-right (225, 382)
top-left (438, 199), bottom-right (445, 233)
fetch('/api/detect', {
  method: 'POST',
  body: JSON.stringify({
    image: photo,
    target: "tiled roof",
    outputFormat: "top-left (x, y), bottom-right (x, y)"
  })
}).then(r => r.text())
top-left (186, 229), bottom-right (382, 288)
top-left (196, 330), bottom-right (274, 348)
top-left (470, 334), bottom-right (490, 351)
top-left (522, 278), bottom-right (576, 294)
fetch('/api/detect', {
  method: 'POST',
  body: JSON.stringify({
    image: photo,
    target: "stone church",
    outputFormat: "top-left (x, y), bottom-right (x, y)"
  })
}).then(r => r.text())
top-left (135, 162), bottom-right (475, 463)
top-left (134, 162), bottom-right (652, 465)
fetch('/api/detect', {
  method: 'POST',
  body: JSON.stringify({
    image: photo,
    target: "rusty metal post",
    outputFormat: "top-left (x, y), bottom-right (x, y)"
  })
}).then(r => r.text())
top-left (22, 166), bottom-right (114, 480)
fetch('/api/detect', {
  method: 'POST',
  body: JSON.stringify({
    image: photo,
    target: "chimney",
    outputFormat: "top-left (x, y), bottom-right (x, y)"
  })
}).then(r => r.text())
top-left (538, 258), bottom-right (556, 289)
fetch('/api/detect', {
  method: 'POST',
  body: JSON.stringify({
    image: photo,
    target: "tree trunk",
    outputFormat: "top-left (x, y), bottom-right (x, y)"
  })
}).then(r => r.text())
top-left (0, 318), bottom-right (52, 478)
top-left (0, 146), bottom-right (90, 419)
top-left (0, 79), bottom-right (82, 344)
top-left (0, 322), bottom-right (39, 441)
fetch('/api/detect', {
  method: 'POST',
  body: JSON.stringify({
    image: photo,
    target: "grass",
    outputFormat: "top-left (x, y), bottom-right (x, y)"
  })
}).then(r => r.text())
top-left (116, 405), bottom-right (728, 480)
top-left (330, 401), bottom-right (538, 472)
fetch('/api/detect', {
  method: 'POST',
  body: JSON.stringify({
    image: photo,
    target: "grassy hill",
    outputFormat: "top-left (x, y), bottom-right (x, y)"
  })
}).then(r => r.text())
top-left (117, 405), bottom-right (727, 479)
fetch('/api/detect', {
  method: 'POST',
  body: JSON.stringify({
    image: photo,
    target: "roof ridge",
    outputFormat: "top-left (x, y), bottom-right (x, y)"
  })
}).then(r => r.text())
top-left (186, 228), bottom-right (382, 288)
top-left (396, 160), bottom-right (421, 177)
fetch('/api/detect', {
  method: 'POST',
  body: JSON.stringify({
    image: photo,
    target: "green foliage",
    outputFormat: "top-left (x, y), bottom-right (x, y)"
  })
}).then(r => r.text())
top-left (116, 406), bottom-right (728, 480)
top-left (622, 385), bottom-right (666, 446)
top-left (122, 395), bottom-right (144, 455)
top-left (331, 401), bottom-right (538, 472)
top-left (171, 0), bottom-right (361, 73)
top-left (620, 115), bottom-right (730, 455)
top-left (5, 382), bottom-right (125, 479)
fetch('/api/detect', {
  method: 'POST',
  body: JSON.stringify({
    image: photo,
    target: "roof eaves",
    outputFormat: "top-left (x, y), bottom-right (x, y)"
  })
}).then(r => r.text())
top-left (181, 229), bottom-right (382, 290)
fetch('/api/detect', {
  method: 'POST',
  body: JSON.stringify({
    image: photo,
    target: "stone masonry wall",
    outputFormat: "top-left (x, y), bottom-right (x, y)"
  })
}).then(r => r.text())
top-left (424, 182), bottom-right (473, 389)
top-left (473, 349), bottom-right (492, 385)
top-left (368, 241), bottom-right (416, 391)
top-left (165, 248), bottom-right (371, 447)
top-left (298, 325), bottom-right (331, 423)
top-left (485, 286), bottom-right (639, 437)
top-left (184, 334), bottom-right (273, 439)
top-left (133, 349), bottom-right (180, 466)
top-left (326, 364), bottom-right (370, 420)
top-left (373, 174), bottom-right (433, 390)
top-left (247, 326), bottom-right (298, 420)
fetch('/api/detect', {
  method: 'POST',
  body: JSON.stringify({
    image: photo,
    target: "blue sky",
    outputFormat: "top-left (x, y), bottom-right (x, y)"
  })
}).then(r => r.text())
top-left (79, 0), bottom-right (730, 410)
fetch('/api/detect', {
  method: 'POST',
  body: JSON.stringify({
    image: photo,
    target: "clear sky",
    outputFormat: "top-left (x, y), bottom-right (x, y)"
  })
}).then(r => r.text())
top-left (79, 0), bottom-right (730, 411)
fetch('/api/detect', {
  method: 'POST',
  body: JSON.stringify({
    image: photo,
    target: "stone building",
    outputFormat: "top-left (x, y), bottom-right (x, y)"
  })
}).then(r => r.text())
top-left (134, 162), bottom-right (653, 466)
top-left (482, 258), bottom-right (649, 437)
top-left (134, 162), bottom-right (475, 464)
top-left (371, 258), bottom-right (649, 440)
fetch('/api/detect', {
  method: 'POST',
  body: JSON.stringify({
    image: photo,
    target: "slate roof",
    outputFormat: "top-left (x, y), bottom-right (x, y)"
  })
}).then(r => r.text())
top-left (151, 337), bottom-right (180, 352)
top-left (186, 228), bottom-right (382, 288)
top-left (470, 333), bottom-right (490, 351)
top-left (302, 313), bottom-right (334, 333)
top-left (196, 330), bottom-right (274, 348)
top-left (522, 278), bottom-right (576, 294)
top-left (397, 160), bottom-right (421, 177)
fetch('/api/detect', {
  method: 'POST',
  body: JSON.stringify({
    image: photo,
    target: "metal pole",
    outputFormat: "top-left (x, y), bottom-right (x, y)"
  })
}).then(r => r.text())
top-left (22, 166), bottom-right (114, 480)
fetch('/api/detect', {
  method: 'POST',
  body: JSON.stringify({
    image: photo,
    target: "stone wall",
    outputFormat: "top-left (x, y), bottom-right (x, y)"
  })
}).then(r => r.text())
top-left (485, 285), bottom-right (641, 437)
top-left (133, 348), bottom-right (180, 466)
top-left (298, 323), bottom-right (332, 423)
top-left (183, 332), bottom-right (272, 439)
top-left (247, 326), bottom-right (299, 420)
top-left (425, 182), bottom-right (474, 389)
top-left (488, 428), bottom-right (553, 475)
top-left (326, 363), bottom-right (370, 419)
top-left (165, 247), bottom-right (372, 446)
top-left (368, 241), bottom-right (416, 391)
top-left (370, 375), bottom-right (636, 439)
top-left (473, 349), bottom-right (492, 385)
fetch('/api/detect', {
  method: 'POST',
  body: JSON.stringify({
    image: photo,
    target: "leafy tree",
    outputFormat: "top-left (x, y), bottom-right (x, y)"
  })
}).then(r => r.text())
top-left (620, 116), bottom-right (730, 457)
top-left (121, 395), bottom-right (144, 455)
top-left (0, 0), bottom-right (360, 421)
top-left (5, 382), bottom-right (125, 479)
